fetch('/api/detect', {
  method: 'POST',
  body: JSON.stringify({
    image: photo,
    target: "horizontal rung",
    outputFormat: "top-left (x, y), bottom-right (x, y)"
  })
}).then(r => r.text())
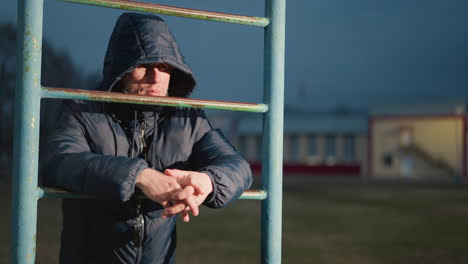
top-left (58, 0), bottom-right (269, 27)
top-left (42, 87), bottom-right (268, 113)
top-left (38, 187), bottom-right (267, 200)
top-left (238, 190), bottom-right (267, 200)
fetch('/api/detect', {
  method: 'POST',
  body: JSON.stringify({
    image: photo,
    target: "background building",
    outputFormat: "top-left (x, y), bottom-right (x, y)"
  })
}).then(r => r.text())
top-left (369, 100), bottom-right (466, 182)
top-left (210, 100), bottom-right (468, 182)
top-left (209, 108), bottom-right (368, 177)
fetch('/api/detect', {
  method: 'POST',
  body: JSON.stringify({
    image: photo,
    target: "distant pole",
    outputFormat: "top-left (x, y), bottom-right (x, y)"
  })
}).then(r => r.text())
top-left (458, 115), bottom-right (466, 183)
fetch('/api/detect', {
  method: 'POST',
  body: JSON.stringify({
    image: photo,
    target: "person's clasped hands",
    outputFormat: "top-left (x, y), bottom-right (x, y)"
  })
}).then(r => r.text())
top-left (135, 168), bottom-right (213, 222)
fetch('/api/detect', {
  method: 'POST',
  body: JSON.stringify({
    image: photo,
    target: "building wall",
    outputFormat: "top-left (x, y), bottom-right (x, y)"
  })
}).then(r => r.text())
top-left (317, 135), bottom-right (326, 164)
top-left (336, 135), bottom-right (344, 162)
top-left (371, 116), bottom-right (464, 179)
top-left (298, 135), bottom-right (308, 162)
top-left (235, 132), bottom-right (366, 176)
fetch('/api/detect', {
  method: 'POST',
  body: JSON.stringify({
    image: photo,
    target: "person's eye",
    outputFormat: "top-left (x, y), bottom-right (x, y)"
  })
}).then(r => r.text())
top-left (157, 64), bottom-right (172, 73)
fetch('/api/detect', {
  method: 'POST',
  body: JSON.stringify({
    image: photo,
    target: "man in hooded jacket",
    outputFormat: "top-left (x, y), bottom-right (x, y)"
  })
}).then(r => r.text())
top-left (43, 12), bottom-right (252, 264)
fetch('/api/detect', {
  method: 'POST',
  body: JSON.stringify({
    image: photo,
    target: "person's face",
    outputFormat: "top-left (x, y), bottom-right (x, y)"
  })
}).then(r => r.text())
top-left (121, 63), bottom-right (172, 96)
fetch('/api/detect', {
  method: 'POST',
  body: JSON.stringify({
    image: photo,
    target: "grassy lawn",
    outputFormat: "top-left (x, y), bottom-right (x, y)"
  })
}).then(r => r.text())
top-left (2, 176), bottom-right (468, 263)
top-left (176, 178), bottom-right (468, 264)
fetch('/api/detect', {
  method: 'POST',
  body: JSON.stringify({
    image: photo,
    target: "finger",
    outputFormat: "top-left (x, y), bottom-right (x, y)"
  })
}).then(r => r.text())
top-left (165, 170), bottom-right (201, 194)
top-left (171, 186), bottom-right (195, 201)
top-left (163, 169), bottom-right (181, 180)
top-left (165, 170), bottom-right (208, 197)
top-left (164, 169), bottom-right (187, 179)
top-left (172, 185), bottom-right (198, 216)
top-left (185, 196), bottom-right (199, 216)
top-left (163, 202), bottom-right (186, 216)
top-left (171, 186), bottom-right (199, 216)
top-left (181, 210), bottom-right (190, 222)
top-left (174, 174), bottom-right (205, 195)
top-left (187, 178), bottom-right (205, 196)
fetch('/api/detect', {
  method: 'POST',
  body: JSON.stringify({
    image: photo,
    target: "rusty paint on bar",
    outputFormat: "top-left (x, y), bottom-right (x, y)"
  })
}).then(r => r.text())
top-left (42, 87), bottom-right (268, 113)
top-left (40, 187), bottom-right (267, 200)
top-left (57, 0), bottom-right (269, 27)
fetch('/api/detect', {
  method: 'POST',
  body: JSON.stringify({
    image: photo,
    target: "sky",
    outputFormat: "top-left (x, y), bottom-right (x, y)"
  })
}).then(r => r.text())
top-left (1, 0), bottom-right (468, 109)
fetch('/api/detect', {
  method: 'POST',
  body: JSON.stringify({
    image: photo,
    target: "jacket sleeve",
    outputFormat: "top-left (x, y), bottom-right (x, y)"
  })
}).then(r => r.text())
top-left (188, 112), bottom-right (252, 208)
top-left (42, 102), bottom-right (148, 202)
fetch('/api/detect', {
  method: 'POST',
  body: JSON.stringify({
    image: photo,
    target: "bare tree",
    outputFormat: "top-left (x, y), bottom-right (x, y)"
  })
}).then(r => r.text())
top-left (0, 23), bottom-right (100, 175)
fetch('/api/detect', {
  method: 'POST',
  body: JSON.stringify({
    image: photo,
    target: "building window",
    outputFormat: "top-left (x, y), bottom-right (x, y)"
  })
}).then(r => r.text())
top-left (308, 135), bottom-right (317, 157)
top-left (399, 127), bottom-right (413, 147)
top-left (289, 135), bottom-right (300, 162)
top-left (343, 135), bottom-right (356, 163)
top-left (306, 134), bottom-right (320, 165)
top-left (325, 135), bottom-right (336, 164)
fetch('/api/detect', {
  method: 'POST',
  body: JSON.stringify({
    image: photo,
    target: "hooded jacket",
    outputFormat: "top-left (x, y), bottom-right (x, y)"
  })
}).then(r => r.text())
top-left (43, 13), bottom-right (252, 264)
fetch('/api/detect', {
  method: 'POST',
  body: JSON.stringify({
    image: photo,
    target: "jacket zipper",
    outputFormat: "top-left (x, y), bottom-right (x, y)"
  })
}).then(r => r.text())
top-left (134, 121), bottom-right (146, 263)
top-left (133, 204), bottom-right (144, 263)
top-left (140, 122), bottom-right (147, 158)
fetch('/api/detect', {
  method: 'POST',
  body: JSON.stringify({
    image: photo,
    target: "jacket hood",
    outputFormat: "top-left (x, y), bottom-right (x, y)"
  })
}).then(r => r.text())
top-left (101, 12), bottom-right (196, 97)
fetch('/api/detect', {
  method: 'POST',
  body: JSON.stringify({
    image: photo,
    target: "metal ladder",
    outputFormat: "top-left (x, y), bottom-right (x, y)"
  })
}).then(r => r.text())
top-left (11, 0), bottom-right (285, 263)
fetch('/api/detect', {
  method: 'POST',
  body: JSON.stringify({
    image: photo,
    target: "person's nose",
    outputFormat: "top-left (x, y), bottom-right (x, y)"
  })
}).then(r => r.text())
top-left (147, 67), bottom-right (162, 83)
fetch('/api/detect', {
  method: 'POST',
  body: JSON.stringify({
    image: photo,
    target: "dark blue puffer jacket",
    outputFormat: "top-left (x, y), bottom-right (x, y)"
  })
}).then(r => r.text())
top-left (43, 13), bottom-right (252, 264)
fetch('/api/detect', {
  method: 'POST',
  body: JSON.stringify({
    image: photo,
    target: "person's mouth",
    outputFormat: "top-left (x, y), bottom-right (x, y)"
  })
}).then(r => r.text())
top-left (140, 88), bottom-right (162, 96)
top-left (146, 90), bottom-right (162, 96)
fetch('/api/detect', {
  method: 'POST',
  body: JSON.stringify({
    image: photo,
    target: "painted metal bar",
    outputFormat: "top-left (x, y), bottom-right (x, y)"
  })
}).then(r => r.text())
top-left (261, 0), bottom-right (286, 263)
top-left (11, 0), bottom-right (44, 263)
top-left (238, 190), bottom-right (268, 200)
top-left (56, 0), bottom-right (270, 27)
top-left (38, 187), bottom-right (267, 200)
top-left (42, 87), bottom-right (268, 113)
top-left (463, 116), bottom-right (467, 181)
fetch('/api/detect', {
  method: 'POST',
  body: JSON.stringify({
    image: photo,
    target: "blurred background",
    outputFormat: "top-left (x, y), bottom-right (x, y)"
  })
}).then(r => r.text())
top-left (2, 0), bottom-right (468, 263)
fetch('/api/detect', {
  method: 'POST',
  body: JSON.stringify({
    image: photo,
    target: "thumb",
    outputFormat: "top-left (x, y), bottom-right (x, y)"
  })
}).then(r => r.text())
top-left (165, 169), bottom-right (194, 189)
top-left (164, 169), bottom-right (186, 179)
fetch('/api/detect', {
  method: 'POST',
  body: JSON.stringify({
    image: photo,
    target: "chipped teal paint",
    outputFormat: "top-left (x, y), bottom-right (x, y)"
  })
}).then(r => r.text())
top-left (39, 188), bottom-right (268, 200)
top-left (35, 188), bottom-right (45, 199)
top-left (58, 0), bottom-right (270, 27)
top-left (11, 0), bottom-right (44, 263)
top-left (41, 87), bottom-right (268, 113)
top-left (261, 0), bottom-right (286, 263)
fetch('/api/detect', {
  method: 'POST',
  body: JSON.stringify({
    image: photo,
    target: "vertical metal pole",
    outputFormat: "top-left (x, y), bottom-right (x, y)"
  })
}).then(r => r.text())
top-left (11, 0), bottom-right (44, 263)
top-left (461, 116), bottom-right (467, 182)
top-left (261, 0), bottom-right (285, 263)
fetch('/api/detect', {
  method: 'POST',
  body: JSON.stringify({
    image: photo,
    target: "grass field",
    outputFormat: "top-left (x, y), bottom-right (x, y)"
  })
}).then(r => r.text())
top-left (2, 175), bottom-right (468, 263)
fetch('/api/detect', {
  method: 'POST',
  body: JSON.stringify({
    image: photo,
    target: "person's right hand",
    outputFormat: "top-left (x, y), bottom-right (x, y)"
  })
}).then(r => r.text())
top-left (135, 168), bottom-right (182, 207)
top-left (160, 169), bottom-right (214, 222)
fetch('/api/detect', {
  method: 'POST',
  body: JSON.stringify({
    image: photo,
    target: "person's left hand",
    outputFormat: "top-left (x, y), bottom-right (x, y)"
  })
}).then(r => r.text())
top-left (161, 169), bottom-right (213, 222)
